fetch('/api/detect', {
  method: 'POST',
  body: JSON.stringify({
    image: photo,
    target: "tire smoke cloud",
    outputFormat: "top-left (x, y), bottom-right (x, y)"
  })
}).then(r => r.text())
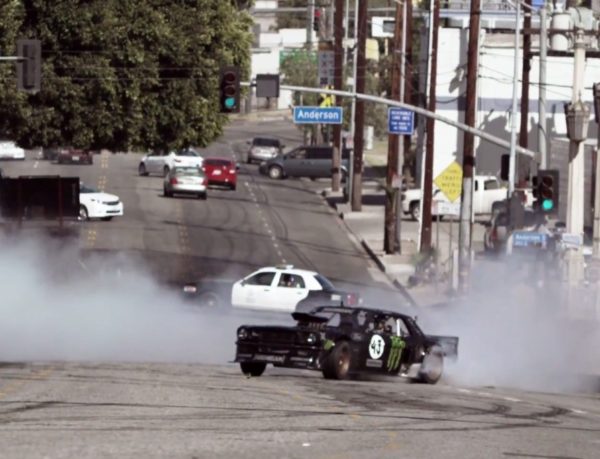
top-left (0, 236), bottom-right (288, 365)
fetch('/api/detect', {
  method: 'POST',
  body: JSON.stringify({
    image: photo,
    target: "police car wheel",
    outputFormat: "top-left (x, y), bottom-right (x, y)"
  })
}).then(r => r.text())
top-left (322, 341), bottom-right (351, 380)
top-left (240, 362), bottom-right (266, 377)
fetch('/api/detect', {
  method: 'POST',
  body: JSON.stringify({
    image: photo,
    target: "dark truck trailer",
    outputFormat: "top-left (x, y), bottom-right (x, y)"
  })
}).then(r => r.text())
top-left (0, 175), bottom-right (81, 239)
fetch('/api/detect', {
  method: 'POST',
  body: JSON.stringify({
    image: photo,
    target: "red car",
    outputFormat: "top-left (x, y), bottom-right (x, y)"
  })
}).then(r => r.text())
top-left (56, 148), bottom-right (93, 165)
top-left (203, 157), bottom-right (237, 190)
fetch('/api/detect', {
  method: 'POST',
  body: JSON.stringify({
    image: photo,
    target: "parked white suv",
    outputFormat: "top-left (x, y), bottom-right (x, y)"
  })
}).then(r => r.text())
top-left (138, 149), bottom-right (203, 177)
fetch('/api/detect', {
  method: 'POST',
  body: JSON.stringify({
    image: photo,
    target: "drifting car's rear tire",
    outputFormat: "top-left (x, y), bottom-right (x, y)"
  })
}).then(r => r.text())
top-left (79, 205), bottom-right (89, 221)
top-left (138, 163), bottom-right (148, 176)
top-left (417, 349), bottom-right (444, 385)
top-left (322, 341), bottom-right (351, 380)
top-left (240, 362), bottom-right (266, 377)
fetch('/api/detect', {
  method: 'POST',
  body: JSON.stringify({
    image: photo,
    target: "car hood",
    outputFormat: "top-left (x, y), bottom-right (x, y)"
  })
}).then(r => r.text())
top-left (80, 192), bottom-right (120, 202)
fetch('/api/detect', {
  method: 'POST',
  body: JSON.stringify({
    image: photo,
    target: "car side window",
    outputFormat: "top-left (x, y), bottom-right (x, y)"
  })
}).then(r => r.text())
top-left (293, 149), bottom-right (306, 159)
top-left (277, 274), bottom-right (305, 289)
top-left (484, 179), bottom-right (499, 190)
top-left (245, 272), bottom-right (275, 286)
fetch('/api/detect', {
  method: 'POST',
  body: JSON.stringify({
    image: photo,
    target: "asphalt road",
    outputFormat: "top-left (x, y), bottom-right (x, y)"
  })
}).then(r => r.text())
top-left (1, 118), bottom-right (599, 458)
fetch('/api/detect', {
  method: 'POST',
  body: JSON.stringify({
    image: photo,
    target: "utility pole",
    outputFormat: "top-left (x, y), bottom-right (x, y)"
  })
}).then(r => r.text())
top-left (566, 29), bottom-right (587, 285)
top-left (458, 0), bottom-right (481, 292)
top-left (508, 0), bottom-right (521, 196)
top-left (332, 0), bottom-right (344, 192)
top-left (519, 0), bottom-right (532, 155)
top-left (307, 0), bottom-right (315, 50)
top-left (420, 0), bottom-right (440, 252)
top-left (402, 0), bottom-right (413, 178)
top-left (538, 4), bottom-right (547, 169)
top-left (351, 0), bottom-right (367, 211)
top-left (384, 0), bottom-right (404, 254)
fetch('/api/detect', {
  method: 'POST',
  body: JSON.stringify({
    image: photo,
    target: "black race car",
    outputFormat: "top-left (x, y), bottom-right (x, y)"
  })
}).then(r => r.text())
top-left (235, 306), bottom-right (458, 384)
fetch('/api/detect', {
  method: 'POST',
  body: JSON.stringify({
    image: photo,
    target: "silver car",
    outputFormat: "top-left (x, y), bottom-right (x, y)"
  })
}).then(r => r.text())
top-left (246, 137), bottom-right (283, 164)
top-left (163, 166), bottom-right (207, 200)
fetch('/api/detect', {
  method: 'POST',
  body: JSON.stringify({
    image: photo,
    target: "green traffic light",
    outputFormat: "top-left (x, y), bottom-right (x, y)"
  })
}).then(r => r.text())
top-left (224, 97), bottom-right (235, 109)
top-left (542, 198), bottom-right (554, 211)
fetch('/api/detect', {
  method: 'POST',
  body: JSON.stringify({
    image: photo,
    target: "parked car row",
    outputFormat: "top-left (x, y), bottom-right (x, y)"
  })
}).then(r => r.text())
top-left (138, 148), bottom-right (238, 200)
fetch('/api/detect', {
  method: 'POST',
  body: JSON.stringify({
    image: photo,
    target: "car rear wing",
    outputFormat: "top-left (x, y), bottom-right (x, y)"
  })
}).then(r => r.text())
top-left (426, 335), bottom-right (459, 360)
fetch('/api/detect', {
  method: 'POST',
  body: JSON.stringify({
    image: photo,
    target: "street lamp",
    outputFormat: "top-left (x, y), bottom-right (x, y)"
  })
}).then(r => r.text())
top-left (592, 83), bottom-right (600, 259)
top-left (563, 99), bottom-right (590, 144)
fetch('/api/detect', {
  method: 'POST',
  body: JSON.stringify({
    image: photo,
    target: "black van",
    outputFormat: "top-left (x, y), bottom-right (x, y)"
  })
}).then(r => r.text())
top-left (259, 145), bottom-right (350, 180)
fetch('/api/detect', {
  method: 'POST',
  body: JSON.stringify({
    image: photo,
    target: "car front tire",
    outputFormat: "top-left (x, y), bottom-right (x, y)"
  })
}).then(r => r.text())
top-left (322, 341), bottom-right (351, 380)
top-left (269, 166), bottom-right (283, 180)
top-left (410, 202), bottom-right (420, 221)
top-left (240, 362), bottom-right (266, 377)
top-left (138, 163), bottom-right (148, 176)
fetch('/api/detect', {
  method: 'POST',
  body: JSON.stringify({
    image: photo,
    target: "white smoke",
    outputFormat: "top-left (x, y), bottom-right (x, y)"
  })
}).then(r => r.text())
top-left (419, 258), bottom-right (600, 393)
top-left (0, 234), bottom-right (287, 364)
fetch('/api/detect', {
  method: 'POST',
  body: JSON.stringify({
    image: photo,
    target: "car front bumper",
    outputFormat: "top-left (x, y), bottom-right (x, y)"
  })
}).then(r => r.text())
top-left (91, 202), bottom-right (124, 218)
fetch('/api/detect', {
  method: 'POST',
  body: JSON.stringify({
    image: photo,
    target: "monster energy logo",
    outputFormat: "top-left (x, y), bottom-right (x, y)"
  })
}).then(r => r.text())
top-left (387, 336), bottom-right (406, 371)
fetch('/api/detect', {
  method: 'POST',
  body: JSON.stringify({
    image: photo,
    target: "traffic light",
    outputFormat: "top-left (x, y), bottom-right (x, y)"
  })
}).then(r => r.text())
top-left (313, 8), bottom-right (321, 32)
top-left (16, 39), bottom-right (41, 93)
top-left (535, 169), bottom-right (559, 213)
top-left (219, 66), bottom-right (240, 113)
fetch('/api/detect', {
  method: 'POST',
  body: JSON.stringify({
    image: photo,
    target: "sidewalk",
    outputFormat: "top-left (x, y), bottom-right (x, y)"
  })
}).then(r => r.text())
top-left (318, 143), bottom-right (455, 308)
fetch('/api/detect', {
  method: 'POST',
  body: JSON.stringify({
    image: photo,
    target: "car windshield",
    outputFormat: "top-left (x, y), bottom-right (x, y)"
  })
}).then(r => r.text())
top-left (314, 274), bottom-right (336, 291)
top-left (253, 138), bottom-right (279, 147)
top-left (80, 185), bottom-right (97, 193)
top-left (174, 167), bottom-right (202, 177)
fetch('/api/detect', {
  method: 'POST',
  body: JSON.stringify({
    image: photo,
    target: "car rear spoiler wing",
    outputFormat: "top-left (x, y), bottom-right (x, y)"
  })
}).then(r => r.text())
top-left (427, 335), bottom-right (459, 360)
top-left (291, 312), bottom-right (329, 324)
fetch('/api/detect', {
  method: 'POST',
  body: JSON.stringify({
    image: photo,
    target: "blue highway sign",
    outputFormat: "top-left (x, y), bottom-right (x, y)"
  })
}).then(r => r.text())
top-left (513, 231), bottom-right (547, 248)
top-left (293, 106), bottom-right (343, 124)
top-left (388, 108), bottom-right (414, 135)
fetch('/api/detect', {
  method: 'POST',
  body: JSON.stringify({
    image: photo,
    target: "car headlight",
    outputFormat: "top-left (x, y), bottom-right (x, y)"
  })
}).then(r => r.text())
top-left (306, 333), bottom-right (317, 344)
top-left (237, 327), bottom-right (248, 339)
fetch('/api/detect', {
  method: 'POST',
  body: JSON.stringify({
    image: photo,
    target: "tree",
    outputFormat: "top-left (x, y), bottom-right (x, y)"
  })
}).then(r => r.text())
top-left (0, 0), bottom-right (252, 152)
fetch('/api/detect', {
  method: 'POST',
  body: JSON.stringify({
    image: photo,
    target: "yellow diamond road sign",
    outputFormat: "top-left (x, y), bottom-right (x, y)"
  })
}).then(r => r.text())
top-left (434, 161), bottom-right (463, 202)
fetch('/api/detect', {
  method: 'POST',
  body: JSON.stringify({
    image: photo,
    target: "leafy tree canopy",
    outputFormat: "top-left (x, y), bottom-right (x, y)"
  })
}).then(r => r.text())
top-left (0, 0), bottom-right (252, 152)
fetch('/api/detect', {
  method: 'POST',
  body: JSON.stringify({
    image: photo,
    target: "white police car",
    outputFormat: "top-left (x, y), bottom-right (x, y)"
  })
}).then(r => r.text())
top-left (231, 265), bottom-right (357, 313)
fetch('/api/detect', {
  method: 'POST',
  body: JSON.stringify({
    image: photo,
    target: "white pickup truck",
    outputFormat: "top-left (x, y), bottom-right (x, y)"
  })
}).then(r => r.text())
top-left (401, 175), bottom-right (525, 220)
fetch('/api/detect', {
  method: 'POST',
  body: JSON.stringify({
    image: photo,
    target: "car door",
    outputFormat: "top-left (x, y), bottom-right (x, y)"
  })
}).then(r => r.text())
top-left (232, 271), bottom-right (276, 309)
top-left (145, 153), bottom-right (163, 174)
top-left (273, 272), bottom-right (309, 312)
top-left (284, 148), bottom-right (308, 177)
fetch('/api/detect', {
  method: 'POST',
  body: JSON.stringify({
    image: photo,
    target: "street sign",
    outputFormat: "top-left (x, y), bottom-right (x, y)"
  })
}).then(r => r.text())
top-left (434, 162), bottom-right (463, 203)
top-left (513, 231), bottom-right (547, 248)
top-left (531, 0), bottom-right (545, 9)
top-left (293, 106), bottom-right (343, 124)
top-left (435, 201), bottom-right (460, 216)
top-left (561, 233), bottom-right (583, 249)
top-left (318, 50), bottom-right (334, 86)
top-left (387, 108), bottom-right (414, 135)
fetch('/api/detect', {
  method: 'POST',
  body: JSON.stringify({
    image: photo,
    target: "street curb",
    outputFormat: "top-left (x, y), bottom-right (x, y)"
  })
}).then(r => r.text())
top-left (318, 187), bottom-right (419, 307)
